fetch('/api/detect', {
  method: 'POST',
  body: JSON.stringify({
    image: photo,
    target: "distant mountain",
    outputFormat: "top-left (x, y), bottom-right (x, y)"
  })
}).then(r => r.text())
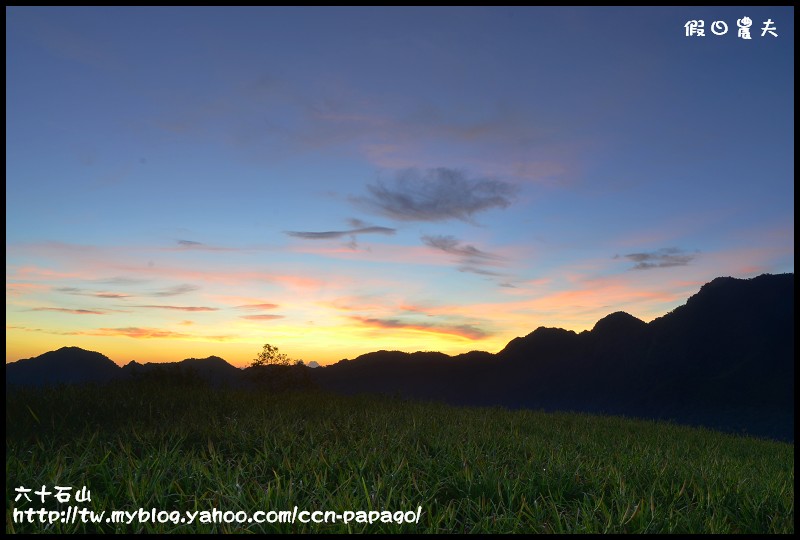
top-left (6, 274), bottom-right (794, 440)
top-left (311, 273), bottom-right (794, 441)
top-left (121, 356), bottom-right (242, 387)
top-left (5, 346), bottom-right (121, 386)
top-left (6, 352), bottom-right (244, 388)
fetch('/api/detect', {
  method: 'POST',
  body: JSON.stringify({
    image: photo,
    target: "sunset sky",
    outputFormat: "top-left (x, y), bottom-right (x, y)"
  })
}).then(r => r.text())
top-left (6, 7), bottom-right (794, 367)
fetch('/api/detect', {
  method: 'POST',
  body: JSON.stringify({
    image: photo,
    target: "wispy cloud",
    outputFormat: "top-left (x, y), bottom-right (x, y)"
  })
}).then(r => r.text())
top-left (7, 283), bottom-right (50, 297)
top-left (350, 315), bottom-right (491, 340)
top-left (132, 305), bottom-right (218, 312)
top-left (355, 168), bottom-right (518, 222)
top-left (56, 287), bottom-right (131, 299)
top-left (285, 226), bottom-right (395, 240)
top-left (66, 327), bottom-right (235, 341)
top-left (240, 314), bottom-right (285, 321)
top-left (347, 218), bottom-right (367, 228)
top-left (177, 239), bottom-right (203, 247)
top-left (422, 235), bottom-right (503, 265)
top-left (77, 327), bottom-right (191, 339)
top-left (458, 266), bottom-right (503, 277)
top-left (173, 240), bottom-right (245, 252)
top-left (55, 287), bottom-right (82, 294)
top-left (150, 284), bottom-right (199, 297)
top-left (422, 234), bottom-right (512, 284)
top-left (322, 294), bottom-right (431, 314)
top-left (617, 248), bottom-right (698, 270)
top-left (235, 303), bottom-right (280, 310)
top-left (29, 307), bottom-right (105, 315)
top-left (95, 277), bottom-right (148, 285)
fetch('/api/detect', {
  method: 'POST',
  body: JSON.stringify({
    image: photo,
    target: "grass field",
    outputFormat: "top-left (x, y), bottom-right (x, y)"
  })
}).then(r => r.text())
top-left (5, 378), bottom-right (794, 533)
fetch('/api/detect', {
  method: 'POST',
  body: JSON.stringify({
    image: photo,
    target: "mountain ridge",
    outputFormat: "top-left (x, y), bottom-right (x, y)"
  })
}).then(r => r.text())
top-left (6, 273), bottom-right (794, 440)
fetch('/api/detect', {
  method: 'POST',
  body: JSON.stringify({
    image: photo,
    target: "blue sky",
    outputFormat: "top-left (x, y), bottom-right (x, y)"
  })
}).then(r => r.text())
top-left (6, 7), bottom-right (794, 366)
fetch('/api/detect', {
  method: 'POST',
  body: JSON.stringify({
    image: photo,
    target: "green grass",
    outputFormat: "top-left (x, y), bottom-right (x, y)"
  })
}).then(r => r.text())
top-left (5, 379), bottom-right (794, 533)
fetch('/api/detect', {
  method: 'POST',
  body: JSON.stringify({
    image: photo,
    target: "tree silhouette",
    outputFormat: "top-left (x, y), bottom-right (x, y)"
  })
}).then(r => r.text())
top-left (251, 343), bottom-right (291, 368)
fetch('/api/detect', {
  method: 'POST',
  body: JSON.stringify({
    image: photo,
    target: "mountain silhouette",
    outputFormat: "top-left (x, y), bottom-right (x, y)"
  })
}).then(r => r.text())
top-left (121, 355), bottom-right (242, 387)
top-left (311, 273), bottom-right (794, 440)
top-left (5, 346), bottom-right (121, 386)
top-left (5, 274), bottom-right (794, 440)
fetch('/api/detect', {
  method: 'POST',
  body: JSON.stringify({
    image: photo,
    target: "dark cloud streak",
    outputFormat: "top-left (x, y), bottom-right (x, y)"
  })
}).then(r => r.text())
top-left (618, 248), bottom-right (697, 270)
top-left (350, 315), bottom-right (490, 340)
top-left (30, 307), bottom-right (105, 315)
top-left (151, 284), bottom-right (199, 297)
top-left (57, 287), bottom-right (131, 299)
top-left (356, 168), bottom-right (517, 222)
top-left (422, 235), bottom-right (502, 265)
top-left (457, 266), bottom-right (503, 277)
top-left (285, 226), bottom-right (395, 240)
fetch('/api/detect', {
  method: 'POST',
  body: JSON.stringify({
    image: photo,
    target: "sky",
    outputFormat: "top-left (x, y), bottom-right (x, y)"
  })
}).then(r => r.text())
top-left (6, 7), bottom-right (794, 367)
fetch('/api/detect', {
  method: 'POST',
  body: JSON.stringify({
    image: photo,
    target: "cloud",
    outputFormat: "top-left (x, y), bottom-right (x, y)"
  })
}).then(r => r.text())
top-left (29, 307), bottom-right (105, 315)
top-left (285, 226), bottom-right (395, 240)
top-left (174, 240), bottom-right (243, 252)
top-left (458, 266), bottom-right (503, 277)
top-left (55, 287), bottom-right (83, 294)
top-left (6, 283), bottom-right (50, 297)
top-left (347, 218), bottom-right (366, 228)
top-left (80, 327), bottom-right (191, 339)
top-left (150, 284), bottom-right (199, 297)
top-left (285, 220), bottom-right (397, 251)
top-left (240, 314), bottom-right (285, 321)
top-left (422, 235), bottom-right (503, 265)
top-left (7, 324), bottom-right (60, 334)
top-left (56, 287), bottom-right (131, 299)
top-left (177, 239), bottom-right (203, 247)
top-left (132, 305), bottom-right (218, 312)
top-left (617, 248), bottom-right (698, 270)
top-left (350, 315), bottom-right (490, 340)
top-left (422, 234), bottom-right (512, 284)
top-left (64, 327), bottom-right (235, 341)
top-left (94, 277), bottom-right (149, 285)
top-left (235, 303), bottom-right (280, 310)
top-left (355, 168), bottom-right (518, 222)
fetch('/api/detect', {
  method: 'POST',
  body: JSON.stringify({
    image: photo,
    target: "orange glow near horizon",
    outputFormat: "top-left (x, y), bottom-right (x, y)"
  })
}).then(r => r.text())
top-left (5, 222), bottom-right (793, 369)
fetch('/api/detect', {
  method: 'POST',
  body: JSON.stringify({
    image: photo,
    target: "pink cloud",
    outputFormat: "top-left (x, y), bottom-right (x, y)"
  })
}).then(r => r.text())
top-left (6, 283), bottom-right (50, 297)
top-left (235, 303), bottom-right (280, 310)
top-left (10, 266), bottom-right (85, 281)
top-left (240, 314), bottom-right (285, 321)
top-left (66, 327), bottom-right (236, 342)
top-left (350, 315), bottom-right (491, 340)
top-left (132, 305), bottom-right (218, 312)
top-left (74, 327), bottom-right (190, 339)
top-left (30, 307), bottom-right (106, 315)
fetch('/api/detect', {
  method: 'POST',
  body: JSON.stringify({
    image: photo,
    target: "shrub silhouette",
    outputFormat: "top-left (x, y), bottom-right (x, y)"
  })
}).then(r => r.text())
top-left (251, 343), bottom-right (291, 367)
top-left (247, 343), bottom-right (315, 392)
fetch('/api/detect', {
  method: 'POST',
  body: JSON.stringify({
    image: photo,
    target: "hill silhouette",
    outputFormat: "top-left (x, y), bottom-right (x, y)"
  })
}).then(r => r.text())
top-left (5, 273), bottom-right (794, 440)
top-left (312, 273), bottom-right (794, 440)
top-left (5, 346), bottom-right (121, 386)
top-left (122, 355), bottom-right (242, 387)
